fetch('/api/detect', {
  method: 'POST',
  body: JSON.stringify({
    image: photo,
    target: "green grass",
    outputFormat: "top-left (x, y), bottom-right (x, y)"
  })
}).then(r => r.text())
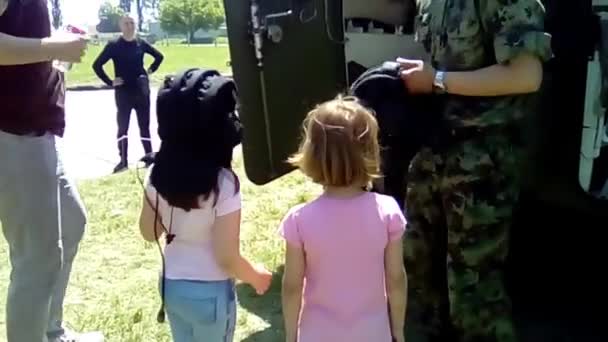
top-left (67, 43), bottom-right (232, 88)
top-left (0, 151), bottom-right (322, 341)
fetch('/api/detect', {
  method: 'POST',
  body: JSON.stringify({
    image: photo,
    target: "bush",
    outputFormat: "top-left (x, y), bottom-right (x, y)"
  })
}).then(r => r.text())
top-left (182, 36), bottom-right (215, 44)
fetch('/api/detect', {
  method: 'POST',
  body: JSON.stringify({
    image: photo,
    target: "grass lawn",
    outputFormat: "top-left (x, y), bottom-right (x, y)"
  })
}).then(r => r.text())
top-left (67, 43), bottom-right (232, 88)
top-left (0, 151), bottom-right (322, 341)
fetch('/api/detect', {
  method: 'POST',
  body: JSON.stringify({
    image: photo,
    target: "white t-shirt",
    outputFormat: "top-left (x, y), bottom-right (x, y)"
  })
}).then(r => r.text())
top-left (145, 167), bottom-right (241, 281)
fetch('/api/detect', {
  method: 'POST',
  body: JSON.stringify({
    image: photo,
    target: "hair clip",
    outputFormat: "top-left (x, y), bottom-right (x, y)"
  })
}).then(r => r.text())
top-left (356, 124), bottom-right (370, 140)
top-left (313, 117), bottom-right (345, 131)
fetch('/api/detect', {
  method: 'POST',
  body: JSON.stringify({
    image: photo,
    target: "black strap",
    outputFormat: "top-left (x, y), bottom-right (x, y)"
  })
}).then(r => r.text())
top-left (153, 192), bottom-right (167, 323)
top-left (473, 0), bottom-right (486, 35)
top-left (135, 166), bottom-right (174, 323)
top-left (474, 0), bottom-right (496, 61)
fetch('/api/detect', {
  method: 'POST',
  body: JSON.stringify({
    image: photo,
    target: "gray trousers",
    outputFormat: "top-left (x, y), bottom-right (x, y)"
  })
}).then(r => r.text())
top-left (0, 130), bottom-right (87, 342)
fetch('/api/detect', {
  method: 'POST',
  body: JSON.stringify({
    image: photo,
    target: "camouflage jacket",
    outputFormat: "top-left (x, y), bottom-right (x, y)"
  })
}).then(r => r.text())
top-left (414, 0), bottom-right (553, 128)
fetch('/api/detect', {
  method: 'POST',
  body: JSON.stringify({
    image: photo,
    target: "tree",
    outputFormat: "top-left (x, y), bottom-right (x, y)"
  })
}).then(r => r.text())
top-left (148, 0), bottom-right (161, 19)
top-left (119, 0), bottom-right (154, 31)
top-left (119, 0), bottom-right (132, 13)
top-left (50, 0), bottom-right (62, 29)
top-left (135, 0), bottom-right (144, 31)
top-left (97, 1), bottom-right (125, 33)
top-left (159, 0), bottom-right (225, 43)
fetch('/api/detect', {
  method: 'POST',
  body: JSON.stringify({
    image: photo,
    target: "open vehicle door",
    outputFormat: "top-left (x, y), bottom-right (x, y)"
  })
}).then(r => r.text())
top-left (223, 0), bottom-right (346, 185)
top-left (223, 0), bottom-right (424, 185)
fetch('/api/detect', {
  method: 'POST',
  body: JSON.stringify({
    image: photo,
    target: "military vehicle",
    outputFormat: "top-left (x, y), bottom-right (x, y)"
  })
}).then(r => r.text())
top-left (222, 0), bottom-right (607, 340)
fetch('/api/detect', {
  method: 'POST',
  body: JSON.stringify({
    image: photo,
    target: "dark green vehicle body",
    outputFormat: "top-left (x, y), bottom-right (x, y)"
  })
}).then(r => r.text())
top-left (222, 0), bottom-right (608, 340)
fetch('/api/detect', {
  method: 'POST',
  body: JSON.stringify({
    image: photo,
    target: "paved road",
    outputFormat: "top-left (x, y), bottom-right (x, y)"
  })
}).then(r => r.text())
top-left (58, 88), bottom-right (161, 180)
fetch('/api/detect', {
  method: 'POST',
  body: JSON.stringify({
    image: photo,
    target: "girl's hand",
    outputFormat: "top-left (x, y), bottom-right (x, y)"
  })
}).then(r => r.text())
top-left (397, 57), bottom-right (435, 94)
top-left (252, 264), bottom-right (273, 295)
top-left (392, 334), bottom-right (405, 342)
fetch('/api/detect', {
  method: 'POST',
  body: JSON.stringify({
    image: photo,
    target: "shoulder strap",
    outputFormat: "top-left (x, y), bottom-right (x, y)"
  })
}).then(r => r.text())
top-left (473, 0), bottom-right (486, 35)
top-left (474, 0), bottom-right (495, 58)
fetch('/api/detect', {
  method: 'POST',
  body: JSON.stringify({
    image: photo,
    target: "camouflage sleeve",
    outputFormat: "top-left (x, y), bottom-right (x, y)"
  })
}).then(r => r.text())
top-left (480, 0), bottom-right (553, 64)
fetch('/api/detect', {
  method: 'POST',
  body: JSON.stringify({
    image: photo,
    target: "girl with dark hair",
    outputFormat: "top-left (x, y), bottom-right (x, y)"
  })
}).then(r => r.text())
top-left (137, 82), bottom-right (272, 341)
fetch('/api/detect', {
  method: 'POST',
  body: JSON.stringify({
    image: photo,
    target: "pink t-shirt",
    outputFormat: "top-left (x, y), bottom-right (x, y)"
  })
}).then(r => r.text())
top-left (146, 167), bottom-right (241, 281)
top-left (278, 191), bottom-right (406, 342)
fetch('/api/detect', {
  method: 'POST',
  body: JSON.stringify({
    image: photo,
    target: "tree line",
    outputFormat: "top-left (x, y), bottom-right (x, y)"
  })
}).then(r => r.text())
top-left (49, 0), bottom-right (225, 43)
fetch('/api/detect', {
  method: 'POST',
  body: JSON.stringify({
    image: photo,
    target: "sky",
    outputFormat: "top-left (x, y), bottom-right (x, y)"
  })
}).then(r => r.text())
top-left (61, 0), bottom-right (134, 29)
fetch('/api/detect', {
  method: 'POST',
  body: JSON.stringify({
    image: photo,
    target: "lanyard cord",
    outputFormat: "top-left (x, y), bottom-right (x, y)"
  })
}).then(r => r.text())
top-left (135, 164), bottom-right (175, 323)
top-left (153, 193), bottom-right (175, 323)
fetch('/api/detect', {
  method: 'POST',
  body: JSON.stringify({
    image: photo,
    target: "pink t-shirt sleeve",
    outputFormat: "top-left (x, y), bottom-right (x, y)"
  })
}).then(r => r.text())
top-left (215, 170), bottom-right (241, 216)
top-left (278, 207), bottom-right (303, 248)
top-left (385, 197), bottom-right (407, 241)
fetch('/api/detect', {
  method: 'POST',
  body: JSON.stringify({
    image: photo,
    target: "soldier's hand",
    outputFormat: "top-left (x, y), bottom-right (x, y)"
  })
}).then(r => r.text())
top-left (397, 58), bottom-right (435, 94)
top-left (43, 34), bottom-right (89, 63)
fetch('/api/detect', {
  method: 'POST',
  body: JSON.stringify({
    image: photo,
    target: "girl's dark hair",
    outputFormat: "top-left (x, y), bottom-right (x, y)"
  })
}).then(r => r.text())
top-left (150, 119), bottom-right (240, 212)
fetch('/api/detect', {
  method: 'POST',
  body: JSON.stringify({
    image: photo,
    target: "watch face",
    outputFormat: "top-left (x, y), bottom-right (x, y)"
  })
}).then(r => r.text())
top-left (433, 75), bottom-right (445, 93)
top-left (433, 73), bottom-right (444, 89)
top-left (434, 72), bottom-right (445, 92)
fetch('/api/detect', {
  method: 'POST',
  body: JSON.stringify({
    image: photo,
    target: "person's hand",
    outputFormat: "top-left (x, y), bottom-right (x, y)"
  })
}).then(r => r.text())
top-left (113, 77), bottom-right (124, 87)
top-left (397, 57), bottom-right (435, 94)
top-left (251, 264), bottom-right (273, 295)
top-left (392, 333), bottom-right (405, 342)
top-left (0, 0), bottom-right (9, 16)
top-left (42, 34), bottom-right (89, 63)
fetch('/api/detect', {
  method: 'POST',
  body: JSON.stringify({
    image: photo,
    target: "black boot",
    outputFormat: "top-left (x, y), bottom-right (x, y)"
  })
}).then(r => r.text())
top-left (140, 152), bottom-right (155, 168)
top-left (113, 160), bottom-right (128, 174)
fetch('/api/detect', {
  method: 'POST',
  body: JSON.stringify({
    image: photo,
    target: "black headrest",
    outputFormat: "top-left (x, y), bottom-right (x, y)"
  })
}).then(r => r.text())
top-left (349, 61), bottom-right (438, 146)
top-left (156, 68), bottom-right (242, 148)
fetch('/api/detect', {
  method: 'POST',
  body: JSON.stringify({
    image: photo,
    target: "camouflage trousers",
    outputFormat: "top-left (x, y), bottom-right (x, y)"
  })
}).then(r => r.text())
top-left (403, 131), bottom-right (522, 342)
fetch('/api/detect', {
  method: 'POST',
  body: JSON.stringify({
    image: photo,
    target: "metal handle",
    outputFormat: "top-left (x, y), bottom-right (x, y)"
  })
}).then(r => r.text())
top-left (265, 10), bottom-right (293, 21)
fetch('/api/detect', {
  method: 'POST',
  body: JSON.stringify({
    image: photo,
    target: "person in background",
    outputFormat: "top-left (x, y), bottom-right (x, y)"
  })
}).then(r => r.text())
top-left (0, 0), bottom-right (103, 341)
top-left (279, 96), bottom-right (408, 342)
top-left (93, 14), bottom-right (164, 174)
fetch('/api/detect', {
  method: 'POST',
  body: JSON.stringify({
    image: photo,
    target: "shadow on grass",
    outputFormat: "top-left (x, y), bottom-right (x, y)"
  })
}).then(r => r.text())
top-left (237, 265), bottom-right (285, 342)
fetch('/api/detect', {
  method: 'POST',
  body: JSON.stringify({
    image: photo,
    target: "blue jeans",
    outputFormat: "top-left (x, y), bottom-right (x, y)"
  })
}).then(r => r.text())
top-left (163, 278), bottom-right (237, 342)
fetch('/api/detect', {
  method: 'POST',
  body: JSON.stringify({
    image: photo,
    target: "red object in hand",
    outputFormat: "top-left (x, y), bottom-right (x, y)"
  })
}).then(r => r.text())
top-left (52, 24), bottom-right (88, 72)
top-left (66, 25), bottom-right (86, 35)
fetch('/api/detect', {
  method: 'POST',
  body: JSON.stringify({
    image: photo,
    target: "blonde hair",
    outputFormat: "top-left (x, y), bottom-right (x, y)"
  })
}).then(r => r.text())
top-left (288, 95), bottom-right (381, 187)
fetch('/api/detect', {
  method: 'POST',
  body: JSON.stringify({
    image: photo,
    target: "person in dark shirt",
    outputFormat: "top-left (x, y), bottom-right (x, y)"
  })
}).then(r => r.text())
top-left (92, 15), bottom-right (164, 173)
top-left (0, 0), bottom-right (103, 341)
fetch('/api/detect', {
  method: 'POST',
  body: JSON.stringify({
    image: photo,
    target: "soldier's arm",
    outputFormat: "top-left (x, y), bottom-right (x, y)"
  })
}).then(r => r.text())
top-left (443, 0), bottom-right (552, 97)
top-left (443, 53), bottom-right (544, 96)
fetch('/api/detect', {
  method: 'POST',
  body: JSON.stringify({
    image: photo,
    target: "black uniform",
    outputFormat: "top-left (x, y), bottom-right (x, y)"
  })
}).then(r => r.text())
top-left (93, 36), bottom-right (164, 170)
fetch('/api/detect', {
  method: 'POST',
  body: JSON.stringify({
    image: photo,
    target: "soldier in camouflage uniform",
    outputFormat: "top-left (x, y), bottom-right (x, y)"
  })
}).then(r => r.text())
top-left (398, 0), bottom-right (552, 341)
